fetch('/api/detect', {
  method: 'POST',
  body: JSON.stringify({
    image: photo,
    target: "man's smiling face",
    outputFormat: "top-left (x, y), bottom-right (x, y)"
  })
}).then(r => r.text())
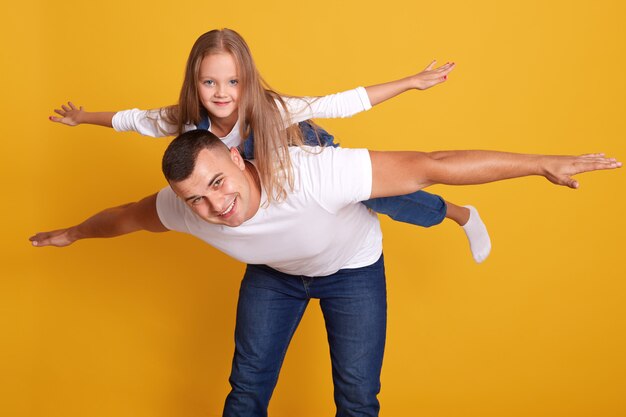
top-left (170, 147), bottom-right (259, 227)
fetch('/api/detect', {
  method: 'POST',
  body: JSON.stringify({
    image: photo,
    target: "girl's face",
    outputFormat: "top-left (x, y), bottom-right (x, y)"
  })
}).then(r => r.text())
top-left (197, 53), bottom-right (240, 126)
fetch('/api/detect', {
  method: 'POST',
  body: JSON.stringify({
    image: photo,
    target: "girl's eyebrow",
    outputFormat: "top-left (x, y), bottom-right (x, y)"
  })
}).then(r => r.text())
top-left (198, 73), bottom-right (238, 79)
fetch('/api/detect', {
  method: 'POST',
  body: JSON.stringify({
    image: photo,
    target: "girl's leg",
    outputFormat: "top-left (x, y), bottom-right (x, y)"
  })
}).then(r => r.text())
top-left (447, 203), bottom-right (491, 263)
top-left (445, 201), bottom-right (470, 225)
top-left (298, 121), bottom-right (492, 263)
top-left (363, 192), bottom-right (447, 228)
top-left (363, 194), bottom-right (491, 264)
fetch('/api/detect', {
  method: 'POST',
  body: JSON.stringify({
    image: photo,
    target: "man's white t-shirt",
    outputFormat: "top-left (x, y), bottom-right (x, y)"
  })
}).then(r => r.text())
top-left (156, 146), bottom-right (382, 277)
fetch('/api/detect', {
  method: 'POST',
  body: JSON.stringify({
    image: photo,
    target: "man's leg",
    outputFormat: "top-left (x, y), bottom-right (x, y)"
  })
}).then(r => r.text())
top-left (314, 255), bottom-right (387, 417)
top-left (223, 264), bottom-right (309, 417)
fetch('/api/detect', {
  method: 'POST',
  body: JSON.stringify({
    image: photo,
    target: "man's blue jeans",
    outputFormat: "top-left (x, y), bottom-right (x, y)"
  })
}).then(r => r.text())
top-left (223, 255), bottom-right (387, 417)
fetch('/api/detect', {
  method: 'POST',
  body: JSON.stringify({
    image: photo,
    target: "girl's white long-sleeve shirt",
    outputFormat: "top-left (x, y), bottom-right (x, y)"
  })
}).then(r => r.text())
top-left (111, 87), bottom-right (372, 149)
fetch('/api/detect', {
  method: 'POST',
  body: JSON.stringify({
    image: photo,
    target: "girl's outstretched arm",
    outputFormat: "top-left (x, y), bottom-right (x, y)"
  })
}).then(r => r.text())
top-left (283, 61), bottom-right (455, 125)
top-left (49, 101), bottom-right (114, 127)
top-left (49, 102), bottom-right (178, 138)
top-left (365, 61), bottom-right (455, 106)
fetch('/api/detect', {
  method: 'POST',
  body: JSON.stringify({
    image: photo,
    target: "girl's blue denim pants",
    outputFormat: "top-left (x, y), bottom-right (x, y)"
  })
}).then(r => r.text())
top-left (223, 255), bottom-right (387, 417)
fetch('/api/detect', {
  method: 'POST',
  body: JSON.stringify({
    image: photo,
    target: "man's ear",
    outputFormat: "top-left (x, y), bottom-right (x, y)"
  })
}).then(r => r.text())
top-left (230, 146), bottom-right (246, 170)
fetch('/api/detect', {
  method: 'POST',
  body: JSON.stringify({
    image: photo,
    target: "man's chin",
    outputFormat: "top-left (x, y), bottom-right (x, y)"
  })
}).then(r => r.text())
top-left (223, 218), bottom-right (244, 228)
top-left (203, 216), bottom-right (244, 228)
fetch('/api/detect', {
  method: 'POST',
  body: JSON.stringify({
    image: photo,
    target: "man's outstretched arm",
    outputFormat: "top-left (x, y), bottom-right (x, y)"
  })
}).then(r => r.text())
top-left (369, 150), bottom-right (621, 198)
top-left (30, 193), bottom-right (167, 247)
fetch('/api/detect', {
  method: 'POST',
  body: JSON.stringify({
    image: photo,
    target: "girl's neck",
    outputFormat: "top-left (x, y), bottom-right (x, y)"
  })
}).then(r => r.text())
top-left (209, 113), bottom-right (238, 138)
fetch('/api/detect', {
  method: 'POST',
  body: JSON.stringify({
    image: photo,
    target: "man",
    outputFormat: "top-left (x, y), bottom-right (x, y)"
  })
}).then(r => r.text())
top-left (30, 130), bottom-right (620, 417)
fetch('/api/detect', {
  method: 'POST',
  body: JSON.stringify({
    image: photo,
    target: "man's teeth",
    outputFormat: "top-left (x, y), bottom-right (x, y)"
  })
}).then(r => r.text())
top-left (220, 199), bottom-right (236, 216)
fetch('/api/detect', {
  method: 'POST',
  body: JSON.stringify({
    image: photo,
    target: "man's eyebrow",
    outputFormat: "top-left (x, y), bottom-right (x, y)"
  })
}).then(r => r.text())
top-left (183, 173), bottom-right (223, 202)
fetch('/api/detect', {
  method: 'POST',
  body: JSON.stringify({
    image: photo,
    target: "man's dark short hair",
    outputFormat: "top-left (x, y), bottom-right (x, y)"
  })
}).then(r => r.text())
top-left (162, 129), bottom-right (229, 182)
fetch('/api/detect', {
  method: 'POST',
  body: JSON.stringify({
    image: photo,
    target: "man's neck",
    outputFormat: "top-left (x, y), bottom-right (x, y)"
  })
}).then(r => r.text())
top-left (243, 160), bottom-right (262, 219)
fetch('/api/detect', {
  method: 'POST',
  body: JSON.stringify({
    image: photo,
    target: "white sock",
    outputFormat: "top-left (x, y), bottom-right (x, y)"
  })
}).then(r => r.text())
top-left (461, 205), bottom-right (491, 264)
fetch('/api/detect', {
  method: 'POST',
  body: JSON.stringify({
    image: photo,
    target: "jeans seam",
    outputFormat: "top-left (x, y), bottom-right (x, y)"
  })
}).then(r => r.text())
top-left (301, 277), bottom-right (314, 297)
top-left (269, 298), bottom-right (309, 393)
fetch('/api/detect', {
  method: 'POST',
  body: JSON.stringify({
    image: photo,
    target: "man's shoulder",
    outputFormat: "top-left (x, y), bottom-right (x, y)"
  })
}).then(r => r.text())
top-left (284, 146), bottom-right (372, 207)
top-left (288, 146), bottom-right (370, 178)
top-left (155, 186), bottom-right (192, 232)
top-left (288, 145), bottom-right (369, 162)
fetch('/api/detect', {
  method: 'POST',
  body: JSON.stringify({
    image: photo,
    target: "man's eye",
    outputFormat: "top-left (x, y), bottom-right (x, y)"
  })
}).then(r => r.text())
top-left (229, 79), bottom-right (238, 86)
top-left (191, 197), bottom-right (203, 205)
top-left (213, 179), bottom-right (223, 188)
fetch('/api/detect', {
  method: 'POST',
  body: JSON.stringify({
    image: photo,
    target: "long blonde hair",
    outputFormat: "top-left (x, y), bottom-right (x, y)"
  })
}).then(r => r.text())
top-left (164, 28), bottom-right (304, 202)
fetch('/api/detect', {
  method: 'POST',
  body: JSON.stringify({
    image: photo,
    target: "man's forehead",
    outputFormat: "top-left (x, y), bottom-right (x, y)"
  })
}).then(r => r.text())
top-left (194, 147), bottom-right (232, 171)
top-left (172, 147), bottom-right (234, 190)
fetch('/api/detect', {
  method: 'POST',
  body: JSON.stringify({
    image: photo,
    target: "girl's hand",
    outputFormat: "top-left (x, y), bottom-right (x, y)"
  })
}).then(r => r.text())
top-left (410, 61), bottom-right (456, 90)
top-left (49, 101), bottom-right (84, 126)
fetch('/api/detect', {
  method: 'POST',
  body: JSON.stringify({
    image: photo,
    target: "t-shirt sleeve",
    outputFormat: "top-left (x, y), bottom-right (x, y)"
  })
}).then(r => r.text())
top-left (280, 87), bottom-right (372, 126)
top-left (155, 186), bottom-right (192, 232)
top-left (112, 108), bottom-right (190, 137)
top-left (300, 147), bottom-right (372, 213)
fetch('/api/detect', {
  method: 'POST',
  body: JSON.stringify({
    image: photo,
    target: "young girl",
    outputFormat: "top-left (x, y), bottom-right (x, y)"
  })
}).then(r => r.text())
top-left (50, 28), bottom-right (491, 263)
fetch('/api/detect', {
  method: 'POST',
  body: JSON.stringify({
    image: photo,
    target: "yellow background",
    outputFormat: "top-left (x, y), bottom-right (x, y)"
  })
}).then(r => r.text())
top-left (2, 0), bottom-right (625, 416)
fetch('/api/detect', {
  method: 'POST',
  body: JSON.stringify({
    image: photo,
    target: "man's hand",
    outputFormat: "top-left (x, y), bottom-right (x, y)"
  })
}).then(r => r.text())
top-left (30, 228), bottom-right (77, 247)
top-left (542, 153), bottom-right (622, 189)
top-left (29, 194), bottom-right (167, 248)
top-left (49, 101), bottom-right (84, 126)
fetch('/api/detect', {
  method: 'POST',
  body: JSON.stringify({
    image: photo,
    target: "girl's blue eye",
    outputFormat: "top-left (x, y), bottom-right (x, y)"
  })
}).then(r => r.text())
top-left (203, 80), bottom-right (215, 86)
top-left (229, 80), bottom-right (239, 86)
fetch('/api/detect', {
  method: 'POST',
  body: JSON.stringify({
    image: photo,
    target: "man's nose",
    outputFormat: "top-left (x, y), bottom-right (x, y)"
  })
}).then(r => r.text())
top-left (207, 194), bottom-right (224, 213)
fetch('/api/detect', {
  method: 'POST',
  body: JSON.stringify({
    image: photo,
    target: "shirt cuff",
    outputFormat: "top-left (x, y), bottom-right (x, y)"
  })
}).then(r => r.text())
top-left (354, 86), bottom-right (373, 112)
